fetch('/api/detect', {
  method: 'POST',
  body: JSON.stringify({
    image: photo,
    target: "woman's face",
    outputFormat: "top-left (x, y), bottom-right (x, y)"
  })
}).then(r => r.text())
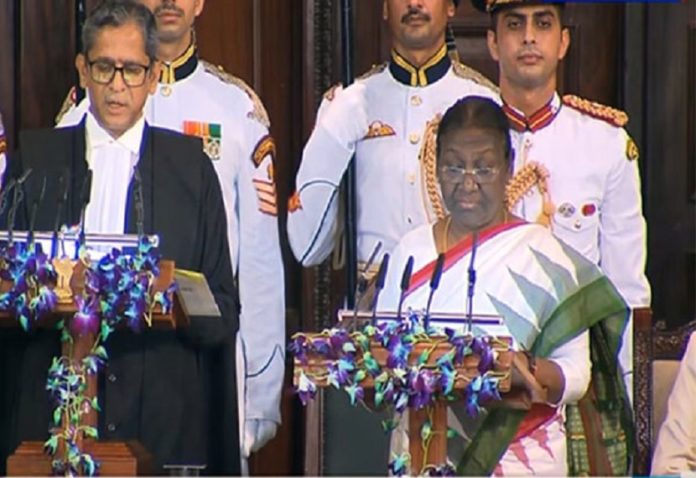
top-left (437, 127), bottom-right (510, 230)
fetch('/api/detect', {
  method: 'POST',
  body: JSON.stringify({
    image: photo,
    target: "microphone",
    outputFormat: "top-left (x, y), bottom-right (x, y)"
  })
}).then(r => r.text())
top-left (27, 173), bottom-right (47, 245)
top-left (51, 169), bottom-right (71, 258)
top-left (466, 231), bottom-right (480, 335)
top-left (395, 256), bottom-right (414, 321)
top-left (0, 178), bottom-right (17, 217)
top-left (370, 253), bottom-right (389, 325)
top-left (351, 241), bottom-right (382, 326)
top-left (133, 167), bottom-right (145, 237)
top-left (7, 168), bottom-right (33, 245)
top-left (424, 253), bottom-right (445, 331)
top-left (76, 169), bottom-right (93, 256)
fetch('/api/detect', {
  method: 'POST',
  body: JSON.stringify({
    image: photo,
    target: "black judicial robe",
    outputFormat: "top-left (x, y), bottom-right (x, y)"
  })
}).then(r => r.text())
top-left (0, 121), bottom-right (241, 475)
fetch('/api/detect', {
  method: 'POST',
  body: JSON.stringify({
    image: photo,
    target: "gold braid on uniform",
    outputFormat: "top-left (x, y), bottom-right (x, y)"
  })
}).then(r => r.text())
top-left (201, 60), bottom-right (271, 129)
top-left (505, 162), bottom-right (555, 227)
top-left (452, 62), bottom-right (499, 94)
top-left (419, 114), bottom-right (447, 221)
top-left (562, 94), bottom-right (628, 127)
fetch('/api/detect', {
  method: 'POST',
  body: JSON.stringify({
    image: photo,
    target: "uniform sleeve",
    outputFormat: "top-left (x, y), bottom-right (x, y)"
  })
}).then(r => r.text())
top-left (180, 152), bottom-right (239, 347)
top-left (287, 88), bottom-right (357, 266)
top-left (236, 119), bottom-right (285, 424)
top-left (651, 333), bottom-right (696, 475)
top-left (599, 128), bottom-right (651, 399)
top-left (55, 89), bottom-right (89, 128)
top-left (547, 330), bottom-right (591, 405)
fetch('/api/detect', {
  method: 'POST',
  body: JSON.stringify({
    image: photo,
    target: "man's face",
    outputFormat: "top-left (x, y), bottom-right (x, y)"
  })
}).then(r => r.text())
top-left (487, 5), bottom-right (569, 90)
top-left (437, 127), bottom-right (510, 229)
top-left (138, 0), bottom-right (204, 44)
top-left (76, 21), bottom-right (160, 138)
top-left (383, 0), bottom-right (455, 53)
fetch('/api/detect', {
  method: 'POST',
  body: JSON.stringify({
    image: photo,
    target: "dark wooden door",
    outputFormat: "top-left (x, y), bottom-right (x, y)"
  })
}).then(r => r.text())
top-left (641, 1), bottom-right (696, 329)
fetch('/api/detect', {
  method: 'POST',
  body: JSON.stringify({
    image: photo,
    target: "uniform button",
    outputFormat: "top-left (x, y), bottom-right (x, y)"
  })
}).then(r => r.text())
top-left (410, 95), bottom-right (422, 106)
top-left (108, 373), bottom-right (117, 383)
top-left (407, 173), bottom-right (416, 184)
top-left (574, 220), bottom-right (582, 230)
top-left (161, 85), bottom-right (172, 97)
top-left (107, 423), bottom-right (116, 432)
top-left (407, 217), bottom-right (413, 224)
top-left (409, 133), bottom-right (420, 144)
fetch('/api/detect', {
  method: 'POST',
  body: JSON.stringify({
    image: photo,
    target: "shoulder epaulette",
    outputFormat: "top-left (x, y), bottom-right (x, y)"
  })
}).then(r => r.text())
top-left (55, 86), bottom-right (77, 125)
top-left (356, 62), bottom-right (388, 81)
top-left (323, 83), bottom-right (342, 102)
top-left (201, 60), bottom-right (270, 128)
top-left (562, 94), bottom-right (628, 127)
top-left (452, 61), bottom-right (499, 93)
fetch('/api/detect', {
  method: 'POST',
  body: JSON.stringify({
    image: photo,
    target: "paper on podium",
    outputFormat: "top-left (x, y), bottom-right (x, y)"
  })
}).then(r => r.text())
top-left (175, 269), bottom-right (221, 318)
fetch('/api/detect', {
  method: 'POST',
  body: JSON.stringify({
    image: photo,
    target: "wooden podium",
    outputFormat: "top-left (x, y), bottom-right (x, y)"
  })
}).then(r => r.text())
top-left (293, 321), bottom-right (513, 475)
top-left (1, 256), bottom-right (184, 476)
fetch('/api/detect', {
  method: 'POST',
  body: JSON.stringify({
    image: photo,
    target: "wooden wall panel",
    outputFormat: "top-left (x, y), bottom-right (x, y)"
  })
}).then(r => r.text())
top-left (196, 0), bottom-right (254, 85)
top-left (19, 1), bottom-right (77, 130)
top-left (643, 1), bottom-right (696, 328)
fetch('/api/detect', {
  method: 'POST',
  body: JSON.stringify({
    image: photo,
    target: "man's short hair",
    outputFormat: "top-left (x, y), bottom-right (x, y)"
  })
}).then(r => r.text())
top-left (82, 0), bottom-right (158, 62)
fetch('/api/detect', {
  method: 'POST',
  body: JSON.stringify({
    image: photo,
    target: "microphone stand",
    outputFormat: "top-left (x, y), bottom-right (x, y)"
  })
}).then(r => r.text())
top-left (7, 168), bottom-right (33, 246)
top-left (465, 231), bottom-right (479, 335)
top-left (51, 170), bottom-right (70, 259)
top-left (395, 256), bottom-right (414, 321)
top-left (424, 253), bottom-right (445, 331)
top-left (76, 170), bottom-right (93, 259)
top-left (27, 174), bottom-right (47, 246)
top-left (351, 241), bottom-right (382, 329)
top-left (370, 253), bottom-right (389, 325)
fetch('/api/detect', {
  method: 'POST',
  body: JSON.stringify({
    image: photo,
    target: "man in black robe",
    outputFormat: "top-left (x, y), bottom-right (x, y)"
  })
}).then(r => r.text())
top-left (1, 0), bottom-right (240, 474)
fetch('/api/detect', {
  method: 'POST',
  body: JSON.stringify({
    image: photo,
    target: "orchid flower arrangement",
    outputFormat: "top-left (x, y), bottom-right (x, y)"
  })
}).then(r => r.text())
top-left (290, 311), bottom-right (508, 476)
top-left (0, 242), bottom-right (58, 330)
top-left (0, 237), bottom-right (175, 476)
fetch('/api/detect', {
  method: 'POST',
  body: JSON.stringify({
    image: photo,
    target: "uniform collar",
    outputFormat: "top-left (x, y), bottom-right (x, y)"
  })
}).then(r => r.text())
top-left (503, 93), bottom-right (561, 133)
top-left (389, 44), bottom-right (450, 87)
top-left (159, 38), bottom-right (198, 84)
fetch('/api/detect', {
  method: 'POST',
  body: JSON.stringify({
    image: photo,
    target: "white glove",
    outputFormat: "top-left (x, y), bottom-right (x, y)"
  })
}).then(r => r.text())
top-left (318, 82), bottom-right (370, 150)
top-left (242, 418), bottom-right (278, 457)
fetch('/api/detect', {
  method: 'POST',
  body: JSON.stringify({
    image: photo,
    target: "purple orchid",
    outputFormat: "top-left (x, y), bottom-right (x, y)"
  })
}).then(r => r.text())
top-left (296, 371), bottom-right (317, 405)
top-left (70, 296), bottom-right (100, 336)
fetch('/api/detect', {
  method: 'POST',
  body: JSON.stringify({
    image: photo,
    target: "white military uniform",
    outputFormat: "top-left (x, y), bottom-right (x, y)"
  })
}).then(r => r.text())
top-left (287, 45), bottom-right (499, 267)
top-left (502, 93), bottom-right (651, 398)
top-left (57, 44), bottom-right (286, 456)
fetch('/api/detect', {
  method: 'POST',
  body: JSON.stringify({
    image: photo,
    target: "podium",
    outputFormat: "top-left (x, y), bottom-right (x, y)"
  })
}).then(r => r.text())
top-left (0, 233), bottom-right (184, 476)
top-left (292, 312), bottom-right (514, 475)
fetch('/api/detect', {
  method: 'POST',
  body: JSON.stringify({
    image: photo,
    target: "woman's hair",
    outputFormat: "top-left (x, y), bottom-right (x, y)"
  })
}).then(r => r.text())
top-left (436, 96), bottom-right (512, 168)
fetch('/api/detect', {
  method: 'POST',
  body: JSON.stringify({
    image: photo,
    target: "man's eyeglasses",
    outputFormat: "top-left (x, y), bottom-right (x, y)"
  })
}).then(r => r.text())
top-left (438, 165), bottom-right (501, 184)
top-left (87, 59), bottom-right (152, 87)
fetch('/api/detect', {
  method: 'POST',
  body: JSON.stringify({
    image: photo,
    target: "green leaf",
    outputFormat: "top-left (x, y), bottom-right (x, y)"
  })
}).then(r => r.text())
top-left (83, 426), bottom-right (98, 439)
top-left (91, 396), bottom-right (101, 412)
top-left (53, 407), bottom-right (62, 426)
top-left (101, 322), bottom-right (112, 342)
top-left (418, 349), bottom-right (431, 366)
top-left (421, 420), bottom-right (432, 442)
top-left (43, 435), bottom-right (58, 455)
top-left (354, 370), bottom-right (366, 382)
top-left (94, 346), bottom-right (108, 360)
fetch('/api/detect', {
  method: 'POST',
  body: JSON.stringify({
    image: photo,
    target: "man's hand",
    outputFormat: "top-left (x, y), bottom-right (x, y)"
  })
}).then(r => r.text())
top-left (242, 419), bottom-right (279, 458)
top-left (318, 82), bottom-right (369, 150)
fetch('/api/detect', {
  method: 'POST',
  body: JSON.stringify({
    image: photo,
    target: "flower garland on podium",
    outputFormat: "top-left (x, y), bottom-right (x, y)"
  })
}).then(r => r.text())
top-left (290, 313), bottom-right (510, 476)
top-left (0, 238), bottom-right (175, 476)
